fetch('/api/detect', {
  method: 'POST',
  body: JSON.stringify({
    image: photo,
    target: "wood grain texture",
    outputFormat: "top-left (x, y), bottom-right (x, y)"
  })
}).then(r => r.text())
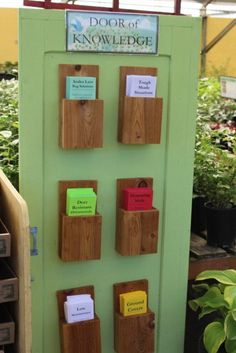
top-left (118, 66), bottom-right (162, 144)
top-left (0, 170), bottom-right (31, 353)
top-left (116, 178), bottom-right (158, 256)
top-left (188, 233), bottom-right (236, 279)
top-left (117, 209), bottom-right (158, 256)
top-left (57, 286), bottom-right (101, 353)
top-left (189, 256), bottom-right (236, 280)
top-left (115, 311), bottom-right (155, 353)
top-left (61, 214), bottom-right (102, 261)
top-left (59, 64), bottom-right (103, 149)
top-left (122, 97), bottom-right (163, 144)
top-left (58, 180), bottom-right (102, 262)
top-left (0, 218), bottom-right (11, 257)
top-left (0, 307), bottom-right (15, 345)
top-left (59, 65), bottom-right (100, 102)
top-left (190, 234), bottom-right (227, 259)
top-left (0, 260), bottom-right (18, 303)
top-left (113, 279), bottom-right (155, 353)
top-left (61, 99), bottom-right (103, 149)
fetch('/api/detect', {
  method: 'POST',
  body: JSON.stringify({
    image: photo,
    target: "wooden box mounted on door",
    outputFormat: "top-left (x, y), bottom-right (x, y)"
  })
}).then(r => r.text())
top-left (56, 285), bottom-right (101, 353)
top-left (58, 180), bottom-right (102, 262)
top-left (113, 279), bottom-right (155, 353)
top-left (59, 64), bottom-right (104, 149)
top-left (116, 177), bottom-right (159, 256)
top-left (118, 66), bottom-right (163, 144)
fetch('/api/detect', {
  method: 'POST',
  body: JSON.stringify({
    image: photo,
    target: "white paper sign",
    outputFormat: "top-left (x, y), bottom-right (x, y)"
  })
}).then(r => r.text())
top-left (220, 76), bottom-right (236, 100)
top-left (126, 75), bottom-right (157, 97)
top-left (64, 294), bottom-right (94, 323)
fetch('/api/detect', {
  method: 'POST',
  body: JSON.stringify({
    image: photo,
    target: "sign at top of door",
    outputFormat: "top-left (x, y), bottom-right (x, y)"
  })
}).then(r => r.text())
top-left (66, 11), bottom-right (159, 55)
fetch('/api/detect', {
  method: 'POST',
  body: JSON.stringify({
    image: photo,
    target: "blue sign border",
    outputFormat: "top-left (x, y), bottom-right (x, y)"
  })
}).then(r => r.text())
top-left (66, 11), bottom-right (159, 55)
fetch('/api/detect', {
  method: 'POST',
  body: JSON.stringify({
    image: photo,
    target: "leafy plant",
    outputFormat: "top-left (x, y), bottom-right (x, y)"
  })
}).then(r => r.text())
top-left (0, 61), bottom-right (18, 78)
top-left (197, 77), bottom-right (236, 124)
top-left (189, 269), bottom-right (236, 353)
top-left (194, 136), bottom-right (236, 208)
top-left (0, 78), bottom-right (19, 189)
top-left (193, 77), bottom-right (236, 208)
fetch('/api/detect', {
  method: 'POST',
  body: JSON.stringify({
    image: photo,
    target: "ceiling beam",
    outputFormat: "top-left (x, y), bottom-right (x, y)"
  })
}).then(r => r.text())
top-left (201, 18), bottom-right (236, 54)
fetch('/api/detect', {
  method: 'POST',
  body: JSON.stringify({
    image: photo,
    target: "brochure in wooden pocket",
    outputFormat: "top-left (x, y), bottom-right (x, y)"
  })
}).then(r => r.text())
top-left (57, 286), bottom-right (101, 353)
top-left (116, 178), bottom-right (159, 256)
top-left (113, 279), bottom-right (155, 353)
top-left (59, 180), bottom-right (102, 262)
top-left (118, 66), bottom-right (163, 144)
top-left (59, 64), bottom-right (103, 149)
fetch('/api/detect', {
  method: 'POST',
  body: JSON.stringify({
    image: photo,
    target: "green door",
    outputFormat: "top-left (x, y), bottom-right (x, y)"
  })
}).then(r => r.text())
top-left (19, 9), bottom-right (200, 353)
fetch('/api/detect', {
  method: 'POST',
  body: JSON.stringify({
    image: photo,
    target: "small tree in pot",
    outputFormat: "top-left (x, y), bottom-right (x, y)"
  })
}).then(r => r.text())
top-left (189, 269), bottom-right (236, 353)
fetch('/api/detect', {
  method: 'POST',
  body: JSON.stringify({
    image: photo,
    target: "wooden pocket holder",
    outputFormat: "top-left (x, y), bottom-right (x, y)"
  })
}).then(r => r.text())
top-left (0, 306), bottom-right (15, 345)
top-left (0, 260), bottom-right (18, 303)
top-left (116, 178), bottom-right (159, 256)
top-left (57, 286), bottom-right (101, 353)
top-left (113, 279), bottom-right (155, 353)
top-left (0, 219), bottom-right (10, 258)
top-left (118, 66), bottom-right (163, 144)
top-left (59, 64), bottom-right (103, 149)
top-left (59, 180), bottom-right (102, 262)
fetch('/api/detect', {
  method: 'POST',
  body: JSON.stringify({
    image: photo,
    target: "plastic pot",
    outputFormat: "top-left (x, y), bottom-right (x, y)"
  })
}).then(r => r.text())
top-left (205, 202), bottom-right (236, 247)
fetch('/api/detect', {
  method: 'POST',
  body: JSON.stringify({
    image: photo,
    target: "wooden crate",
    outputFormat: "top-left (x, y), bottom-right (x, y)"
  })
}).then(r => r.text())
top-left (0, 218), bottom-right (11, 258)
top-left (0, 170), bottom-right (31, 353)
top-left (0, 306), bottom-right (15, 346)
top-left (0, 260), bottom-right (18, 303)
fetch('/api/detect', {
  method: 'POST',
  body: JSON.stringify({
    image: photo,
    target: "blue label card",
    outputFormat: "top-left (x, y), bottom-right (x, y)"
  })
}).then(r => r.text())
top-left (66, 11), bottom-right (159, 54)
top-left (66, 76), bottom-right (96, 100)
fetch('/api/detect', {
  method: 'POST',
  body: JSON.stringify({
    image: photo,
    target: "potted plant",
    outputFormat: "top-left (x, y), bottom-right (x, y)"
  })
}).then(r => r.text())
top-left (196, 141), bottom-right (236, 247)
top-left (189, 269), bottom-right (236, 353)
top-left (193, 117), bottom-right (236, 247)
top-left (192, 77), bottom-right (236, 238)
top-left (192, 125), bottom-right (211, 234)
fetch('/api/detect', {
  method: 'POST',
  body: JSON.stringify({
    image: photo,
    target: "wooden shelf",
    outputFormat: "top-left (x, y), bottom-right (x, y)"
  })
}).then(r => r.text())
top-left (188, 234), bottom-right (236, 280)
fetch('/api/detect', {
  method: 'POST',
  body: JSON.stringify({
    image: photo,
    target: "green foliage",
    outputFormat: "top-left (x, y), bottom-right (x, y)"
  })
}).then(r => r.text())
top-left (189, 269), bottom-right (236, 353)
top-left (0, 78), bottom-right (19, 189)
top-left (194, 138), bottom-right (236, 208)
top-left (0, 61), bottom-right (18, 78)
top-left (193, 77), bottom-right (236, 208)
top-left (197, 77), bottom-right (236, 123)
